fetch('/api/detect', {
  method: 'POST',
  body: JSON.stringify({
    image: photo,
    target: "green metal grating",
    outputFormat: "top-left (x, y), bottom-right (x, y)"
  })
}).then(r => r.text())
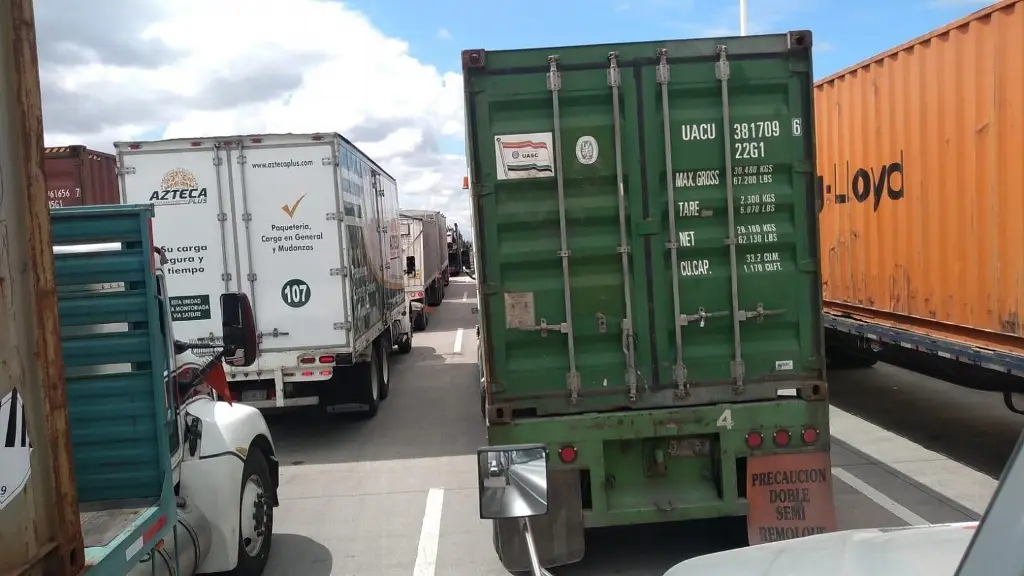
top-left (51, 204), bottom-right (176, 575)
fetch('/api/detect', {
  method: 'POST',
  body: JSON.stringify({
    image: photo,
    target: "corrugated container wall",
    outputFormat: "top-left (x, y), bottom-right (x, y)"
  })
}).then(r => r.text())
top-left (0, 1), bottom-right (85, 575)
top-left (43, 145), bottom-right (120, 209)
top-left (815, 0), bottom-right (1024, 355)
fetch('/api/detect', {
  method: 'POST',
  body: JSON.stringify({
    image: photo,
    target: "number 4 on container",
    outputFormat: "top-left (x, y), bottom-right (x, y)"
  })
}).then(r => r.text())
top-left (717, 409), bottom-right (734, 430)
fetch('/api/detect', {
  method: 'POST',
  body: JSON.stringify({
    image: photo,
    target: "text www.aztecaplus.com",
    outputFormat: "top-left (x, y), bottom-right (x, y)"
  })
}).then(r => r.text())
top-left (250, 159), bottom-right (315, 169)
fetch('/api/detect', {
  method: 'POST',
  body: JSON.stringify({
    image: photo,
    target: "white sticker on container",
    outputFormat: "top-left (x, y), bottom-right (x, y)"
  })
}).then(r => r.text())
top-left (494, 132), bottom-right (555, 180)
top-left (775, 360), bottom-right (794, 371)
top-left (575, 135), bottom-right (599, 165)
top-left (0, 387), bottom-right (33, 510)
top-left (504, 292), bottom-right (536, 329)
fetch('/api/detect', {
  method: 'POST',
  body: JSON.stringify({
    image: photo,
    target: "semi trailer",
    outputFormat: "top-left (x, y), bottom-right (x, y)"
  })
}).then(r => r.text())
top-left (465, 31), bottom-right (836, 571)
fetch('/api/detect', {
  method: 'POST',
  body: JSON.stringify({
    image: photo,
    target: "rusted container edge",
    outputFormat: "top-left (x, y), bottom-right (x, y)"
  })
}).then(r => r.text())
top-left (43, 146), bottom-right (115, 161)
top-left (4, 0), bottom-right (84, 574)
top-left (816, 0), bottom-right (1020, 85)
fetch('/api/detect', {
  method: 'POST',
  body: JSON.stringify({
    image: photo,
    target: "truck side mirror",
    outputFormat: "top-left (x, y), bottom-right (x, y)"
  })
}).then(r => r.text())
top-left (220, 292), bottom-right (258, 367)
top-left (406, 255), bottom-right (416, 276)
top-left (477, 444), bottom-right (549, 519)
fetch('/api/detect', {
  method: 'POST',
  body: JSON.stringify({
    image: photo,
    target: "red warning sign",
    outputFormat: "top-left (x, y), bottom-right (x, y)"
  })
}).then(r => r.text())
top-left (746, 451), bottom-right (838, 545)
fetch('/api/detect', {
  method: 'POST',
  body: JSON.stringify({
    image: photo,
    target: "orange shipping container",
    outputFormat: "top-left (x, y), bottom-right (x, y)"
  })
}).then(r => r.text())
top-left (815, 0), bottom-right (1024, 357)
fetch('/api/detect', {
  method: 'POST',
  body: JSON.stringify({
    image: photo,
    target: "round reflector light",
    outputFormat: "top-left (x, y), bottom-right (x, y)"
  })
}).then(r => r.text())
top-left (774, 429), bottom-right (791, 447)
top-left (745, 431), bottom-right (763, 449)
top-left (802, 427), bottom-right (819, 445)
top-left (558, 445), bottom-right (578, 463)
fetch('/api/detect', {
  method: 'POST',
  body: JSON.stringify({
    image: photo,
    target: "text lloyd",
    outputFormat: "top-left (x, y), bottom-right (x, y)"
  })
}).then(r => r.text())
top-left (149, 188), bottom-right (208, 201)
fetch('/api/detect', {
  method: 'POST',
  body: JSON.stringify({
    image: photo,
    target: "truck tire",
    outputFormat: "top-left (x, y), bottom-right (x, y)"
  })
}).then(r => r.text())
top-left (231, 450), bottom-right (274, 575)
top-left (379, 337), bottom-right (392, 401)
top-left (397, 335), bottom-right (413, 354)
top-left (358, 345), bottom-right (382, 418)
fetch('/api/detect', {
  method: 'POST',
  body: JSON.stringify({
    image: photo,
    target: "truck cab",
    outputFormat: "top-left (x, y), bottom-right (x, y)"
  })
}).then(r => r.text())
top-left (51, 205), bottom-right (279, 576)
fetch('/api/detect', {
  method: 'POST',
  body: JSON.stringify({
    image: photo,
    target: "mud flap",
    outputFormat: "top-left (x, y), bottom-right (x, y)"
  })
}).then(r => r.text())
top-left (746, 451), bottom-right (837, 545)
top-left (493, 468), bottom-right (585, 571)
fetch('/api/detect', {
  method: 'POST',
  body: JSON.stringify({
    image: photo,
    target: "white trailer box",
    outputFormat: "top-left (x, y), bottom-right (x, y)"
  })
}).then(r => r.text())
top-left (115, 132), bottom-right (412, 415)
top-left (399, 209), bottom-right (447, 329)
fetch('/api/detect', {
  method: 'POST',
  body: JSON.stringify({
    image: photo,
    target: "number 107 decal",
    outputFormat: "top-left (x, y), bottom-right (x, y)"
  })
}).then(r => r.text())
top-left (281, 278), bottom-right (312, 308)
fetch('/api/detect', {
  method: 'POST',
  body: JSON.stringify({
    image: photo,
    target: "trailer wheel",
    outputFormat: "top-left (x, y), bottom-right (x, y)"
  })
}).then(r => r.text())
top-left (358, 345), bottom-right (382, 418)
top-left (397, 335), bottom-right (413, 354)
top-left (413, 311), bottom-right (427, 331)
top-left (379, 337), bottom-right (392, 401)
top-left (232, 450), bottom-right (274, 575)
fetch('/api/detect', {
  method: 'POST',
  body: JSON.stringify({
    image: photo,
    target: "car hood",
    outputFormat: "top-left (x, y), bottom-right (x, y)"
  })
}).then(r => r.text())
top-left (663, 522), bottom-right (979, 576)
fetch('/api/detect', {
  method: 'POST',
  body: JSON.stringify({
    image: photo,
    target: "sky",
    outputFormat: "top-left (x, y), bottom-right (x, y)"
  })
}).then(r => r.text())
top-left (35, 0), bottom-right (998, 239)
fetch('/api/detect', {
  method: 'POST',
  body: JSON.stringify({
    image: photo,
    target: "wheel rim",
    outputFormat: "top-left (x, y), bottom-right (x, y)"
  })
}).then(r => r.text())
top-left (381, 348), bottom-right (389, 385)
top-left (240, 475), bottom-right (268, 556)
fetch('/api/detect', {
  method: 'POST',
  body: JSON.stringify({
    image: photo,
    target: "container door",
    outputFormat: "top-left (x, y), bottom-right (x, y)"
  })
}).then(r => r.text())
top-left (118, 143), bottom-right (238, 348)
top-left (472, 54), bottom-right (652, 407)
top-left (369, 170), bottom-right (404, 320)
top-left (229, 140), bottom-right (350, 353)
top-left (644, 47), bottom-right (821, 397)
top-left (400, 217), bottom-right (417, 291)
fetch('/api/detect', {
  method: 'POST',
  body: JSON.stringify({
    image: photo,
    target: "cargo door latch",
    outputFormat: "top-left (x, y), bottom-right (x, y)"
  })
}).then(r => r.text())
top-left (736, 303), bottom-right (786, 323)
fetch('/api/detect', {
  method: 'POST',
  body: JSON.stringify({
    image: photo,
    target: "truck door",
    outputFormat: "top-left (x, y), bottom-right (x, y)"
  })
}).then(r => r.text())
top-left (118, 142), bottom-right (238, 348)
top-left (641, 47), bottom-right (822, 399)
top-left (228, 138), bottom-right (350, 355)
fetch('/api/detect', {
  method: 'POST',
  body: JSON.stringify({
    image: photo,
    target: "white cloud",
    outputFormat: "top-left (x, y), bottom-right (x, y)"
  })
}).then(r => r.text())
top-left (36, 0), bottom-right (473, 235)
top-left (437, 27), bottom-right (452, 40)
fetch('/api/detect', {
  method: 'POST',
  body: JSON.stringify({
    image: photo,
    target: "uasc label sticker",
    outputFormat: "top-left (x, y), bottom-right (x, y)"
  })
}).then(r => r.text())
top-left (746, 451), bottom-right (837, 545)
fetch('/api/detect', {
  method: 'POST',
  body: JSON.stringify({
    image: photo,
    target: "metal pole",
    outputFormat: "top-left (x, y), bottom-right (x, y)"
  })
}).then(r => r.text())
top-left (739, 0), bottom-right (748, 36)
top-left (0, 1), bottom-right (83, 575)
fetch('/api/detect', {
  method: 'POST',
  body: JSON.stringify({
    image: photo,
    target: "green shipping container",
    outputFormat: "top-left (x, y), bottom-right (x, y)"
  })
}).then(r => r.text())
top-left (465, 31), bottom-right (834, 571)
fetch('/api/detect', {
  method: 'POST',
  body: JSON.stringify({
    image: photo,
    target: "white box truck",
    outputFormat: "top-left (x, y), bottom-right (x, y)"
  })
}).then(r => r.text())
top-left (400, 209), bottom-right (447, 330)
top-left (115, 132), bottom-right (412, 416)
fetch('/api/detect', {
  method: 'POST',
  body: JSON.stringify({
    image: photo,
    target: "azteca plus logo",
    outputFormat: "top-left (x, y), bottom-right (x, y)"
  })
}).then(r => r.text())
top-left (149, 168), bottom-right (208, 206)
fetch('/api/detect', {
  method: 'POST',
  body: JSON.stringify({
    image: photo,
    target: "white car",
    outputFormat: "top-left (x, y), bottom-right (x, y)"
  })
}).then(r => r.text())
top-left (662, 433), bottom-right (1024, 576)
top-left (662, 522), bottom-right (978, 576)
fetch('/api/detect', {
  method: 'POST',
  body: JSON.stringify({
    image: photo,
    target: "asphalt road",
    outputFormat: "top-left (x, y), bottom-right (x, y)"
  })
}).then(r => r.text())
top-left (257, 276), bottom-right (1017, 576)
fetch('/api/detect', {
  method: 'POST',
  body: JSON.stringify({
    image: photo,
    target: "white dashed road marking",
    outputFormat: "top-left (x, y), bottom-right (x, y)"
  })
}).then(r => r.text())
top-left (413, 487), bottom-right (445, 576)
top-left (454, 328), bottom-right (464, 355)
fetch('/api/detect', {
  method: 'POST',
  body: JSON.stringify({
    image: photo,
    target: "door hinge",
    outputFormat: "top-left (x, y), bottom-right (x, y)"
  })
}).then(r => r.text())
top-left (242, 213), bottom-right (252, 222)
top-left (217, 213), bottom-right (227, 222)
top-left (117, 166), bottom-right (136, 176)
top-left (221, 273), bottom-right (233, 282)
top-left (334, 321), bottom-right (352, 331)
top-left (323, 156), bottom-right (338, 166)
top-left (212, 157), bottom-right (223, 166)
top-left (327, 212), bottom-right (343, 221)
top-left (236, 154), bottom-right (247, 164)
top-left (330, 267), bottom-right (348, 277)
top-left (247, 272), bottom-right (257, 282)
top-left (260, 328), bottom-right (289, 338)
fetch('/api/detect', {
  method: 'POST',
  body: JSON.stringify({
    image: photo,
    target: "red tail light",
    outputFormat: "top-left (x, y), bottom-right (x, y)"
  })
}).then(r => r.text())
top-left (773, 429), bottom-right (791, 447)
top-left (801, 427), bottom-right (819, 445)
top-left (299, 356), bottom-right (315, 364)
top-left (558, 446), bottom-right (578, 463)
top-left (318, 355), bottom-right (335, 364)
top-left (745, 431), bottom-right (764, 449)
